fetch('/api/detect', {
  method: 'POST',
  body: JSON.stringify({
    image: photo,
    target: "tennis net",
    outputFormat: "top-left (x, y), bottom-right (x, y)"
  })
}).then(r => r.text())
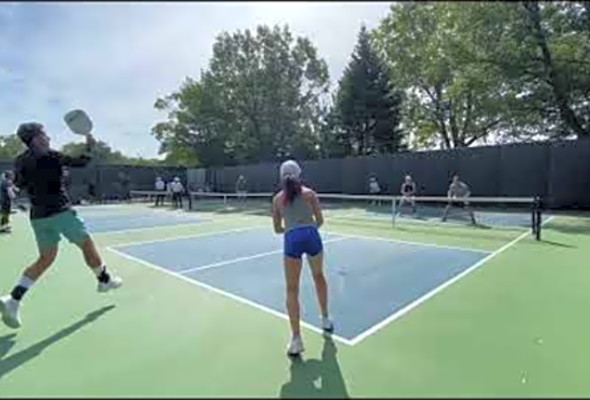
top-left (129, 190), bottom-right (543, 240)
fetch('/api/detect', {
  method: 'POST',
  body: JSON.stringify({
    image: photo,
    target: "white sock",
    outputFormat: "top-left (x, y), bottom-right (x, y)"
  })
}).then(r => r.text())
top-left (18, 275), bottom-right (35, 289)
top-left (92, 265), bottom-right (106, 276)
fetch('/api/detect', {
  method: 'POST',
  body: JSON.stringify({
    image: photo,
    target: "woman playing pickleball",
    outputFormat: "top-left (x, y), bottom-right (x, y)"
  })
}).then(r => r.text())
top-left (272, 160), bottom-right (334, 357)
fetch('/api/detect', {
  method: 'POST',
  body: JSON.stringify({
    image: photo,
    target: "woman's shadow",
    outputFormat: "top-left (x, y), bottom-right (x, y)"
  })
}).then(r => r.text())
top-left (0, 305), bottom-right (115, 382)
top-left (279, 335), bottom-right (349, 398)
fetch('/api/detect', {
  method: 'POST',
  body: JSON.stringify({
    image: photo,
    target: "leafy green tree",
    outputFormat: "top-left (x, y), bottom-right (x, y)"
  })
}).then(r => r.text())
top-left (61, 140), bottom-right (127, 163)
top-left (61, 141), bottom-right (165, 166)
top-left (373, 3), bottom-right (526, 149)
top-left (518, 1), bottom-right (589, 137)
top-left (373, 2), bottom-right (590, 148)
top-left (152, 25), bottom-right (330, 166)
top-left (333, 25), bottom-right (405, 156)
top-left (0, 135), bottom-right (25, 160)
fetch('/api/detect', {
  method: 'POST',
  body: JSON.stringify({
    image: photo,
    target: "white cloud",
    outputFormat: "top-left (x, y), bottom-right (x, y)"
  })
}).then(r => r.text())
top-left (0, 2), bottom-right (392, 158)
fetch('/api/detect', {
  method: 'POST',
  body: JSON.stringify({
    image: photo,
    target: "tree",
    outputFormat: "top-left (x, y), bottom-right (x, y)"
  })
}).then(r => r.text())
top-left (373, 3), bottom-right (527, 150)
top-left (61, 140), bottom-right (127, 164)
top-left (152, 25), bottom-right (330, 167)
top-left (518, 1), bottom-right (589, 137)
top-left (373, 2), bottom-right (590, 149)
top-left (152, 79), bottom-right (210, 167)
top-left (0, 135), bottom-right (25, 161)
top-left (333, 25), bottom-right (405, 156)
top-left (60, 140), bottom-right (164, 166)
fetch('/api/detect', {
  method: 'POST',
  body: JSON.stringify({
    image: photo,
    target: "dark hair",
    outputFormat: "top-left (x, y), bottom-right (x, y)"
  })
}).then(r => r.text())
top-left (17, 122), bottom-right (44, 146)
top-left (283, 177), bottom-right (302, 205)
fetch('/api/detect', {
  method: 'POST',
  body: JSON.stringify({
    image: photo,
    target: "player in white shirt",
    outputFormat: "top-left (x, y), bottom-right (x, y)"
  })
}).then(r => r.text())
top-left (368, 176), bottom-right (382, 206)
top-left (154, 177), bottom-right (166, 207)
top-left (170, 177), bottom-right (185, 209)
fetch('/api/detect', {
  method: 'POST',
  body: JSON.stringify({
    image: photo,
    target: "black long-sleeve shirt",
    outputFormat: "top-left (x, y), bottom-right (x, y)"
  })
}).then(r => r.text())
top-left (14, 148), bottom-right (92, 219)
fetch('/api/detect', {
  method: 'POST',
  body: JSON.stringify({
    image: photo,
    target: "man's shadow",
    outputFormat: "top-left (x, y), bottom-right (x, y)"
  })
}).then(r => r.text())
top-left (0, 305), bottom-right (115, 381)
top-left (279, 335), bottom-right (349, 398)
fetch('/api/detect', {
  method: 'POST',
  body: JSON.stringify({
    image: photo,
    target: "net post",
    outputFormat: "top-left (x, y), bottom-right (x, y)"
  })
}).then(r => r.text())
top-left (187, 191), bottom-right (193, 211)
top-left (536, 196), bottom-right (542, 241)
top-left (531, 197), bottom-right (537, 236)
top-left (532, 196), bottom-right (542, 241)
top-left (391, 196), bottom-right (396, 227)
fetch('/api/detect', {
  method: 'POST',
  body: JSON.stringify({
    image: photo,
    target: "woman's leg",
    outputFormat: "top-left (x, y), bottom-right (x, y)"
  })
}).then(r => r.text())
top-left (284, 256), bottom-right (303, 337)
top-left (307, 251), bottom-right (328, 319)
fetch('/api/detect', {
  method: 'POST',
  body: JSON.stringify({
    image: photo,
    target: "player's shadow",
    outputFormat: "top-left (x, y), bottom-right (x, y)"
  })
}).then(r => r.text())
top-left (279, 336), bottom-right (349, 399)
top-left (0, 305), bottom-right (115, 382)
top-left (540, 239), bottom-right (576, 249)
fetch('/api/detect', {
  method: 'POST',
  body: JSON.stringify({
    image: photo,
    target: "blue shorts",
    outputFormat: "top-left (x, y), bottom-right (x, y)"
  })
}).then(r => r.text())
top-left (284, 226), bottom-right (323, 259)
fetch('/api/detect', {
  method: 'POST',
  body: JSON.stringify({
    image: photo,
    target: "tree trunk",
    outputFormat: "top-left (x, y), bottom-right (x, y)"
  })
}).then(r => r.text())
top-left (523, 1), bottom-right (589, 137)
top-left (433, 84), bottom-right (452, 148)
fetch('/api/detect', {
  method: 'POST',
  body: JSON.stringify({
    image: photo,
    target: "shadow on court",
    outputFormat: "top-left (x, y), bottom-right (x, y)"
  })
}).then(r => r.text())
top-left (279, 336), bottom-right (349, 399)
top-left (540, 239), bottom-right (577, 249)
top-left (0, 305), bottom-right (115, 382)
top-left (546, 218), bottom-right (590, 236)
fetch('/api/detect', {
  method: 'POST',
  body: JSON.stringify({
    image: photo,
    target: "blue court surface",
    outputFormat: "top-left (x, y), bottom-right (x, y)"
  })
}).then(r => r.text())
top-left (112, 228), bottom-right (489, 342)
top-left (75, 206), bottom-right (207, 233)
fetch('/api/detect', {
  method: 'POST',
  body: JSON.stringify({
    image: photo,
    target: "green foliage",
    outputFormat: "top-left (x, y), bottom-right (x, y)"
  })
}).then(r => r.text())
top-left (372, 1), bottom-right (590, 149)
top-left (60, 140), bottom-right (164, 166)
top-left (151, 3), bottom-right (589, 162)
top-left (373, 3), bottom-right (527, 149)
top-left (1, 135), bottom-right (164, 166)
top-left (332, 25), bottom-right (405, 156)
top-left (0, 135), bottom-right (25, 161)
top-left (152, 25), bottom-right (330, 167)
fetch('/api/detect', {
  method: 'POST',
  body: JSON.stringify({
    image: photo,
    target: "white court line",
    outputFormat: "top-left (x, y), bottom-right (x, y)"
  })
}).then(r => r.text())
top-left (92, 214), bottom-right (260, 237)
top-left (91, 217), bottom-right (215, 236)
top-left (324, 230), bottom-right (491, 254)
top-left (347, 215), bottom-right (556, 346)
top-left (107, 246), bottom-right (354, 346)
top-left (179, 236), bottom-right (351, 274)
top-left (110, 226), bottom-right (266, 249)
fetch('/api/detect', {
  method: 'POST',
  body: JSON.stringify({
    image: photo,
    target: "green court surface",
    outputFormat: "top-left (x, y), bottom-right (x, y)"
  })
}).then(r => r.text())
top-left (1, 203), bottom-right (590, 397)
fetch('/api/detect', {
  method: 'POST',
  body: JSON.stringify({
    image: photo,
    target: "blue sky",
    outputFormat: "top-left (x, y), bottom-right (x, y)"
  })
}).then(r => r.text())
top-left (0, 2), bottom-right (391, 158)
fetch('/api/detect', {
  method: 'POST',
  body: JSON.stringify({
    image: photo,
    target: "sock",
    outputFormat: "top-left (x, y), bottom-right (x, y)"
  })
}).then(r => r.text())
top-left (93, 265), bottom-right (111, 284)
top-left (10, 275), bottom-right (35, 301)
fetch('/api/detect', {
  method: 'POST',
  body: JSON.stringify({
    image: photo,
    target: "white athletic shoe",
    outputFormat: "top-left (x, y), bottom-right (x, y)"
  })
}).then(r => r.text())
top-left (0, 295), bottom-right (22, 329)
top-left (322, 317), bottom-right (334, 333)
top-left (98, 275), bottom-right (123, 293)
top-left (287, 335), bottom-right (304, 357)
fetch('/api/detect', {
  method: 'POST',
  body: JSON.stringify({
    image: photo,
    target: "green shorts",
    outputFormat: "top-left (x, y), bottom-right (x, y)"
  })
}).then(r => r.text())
top-left (31, 209), bottom-right (90, 253)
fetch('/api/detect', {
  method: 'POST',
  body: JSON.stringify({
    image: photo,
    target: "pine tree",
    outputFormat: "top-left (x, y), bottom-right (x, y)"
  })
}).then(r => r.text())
top-left (334, 25), bottom-right (404, 155)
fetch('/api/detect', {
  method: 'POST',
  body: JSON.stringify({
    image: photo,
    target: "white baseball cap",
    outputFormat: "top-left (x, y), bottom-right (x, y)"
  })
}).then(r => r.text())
top-left (279, 160), bottom-right (301, 181)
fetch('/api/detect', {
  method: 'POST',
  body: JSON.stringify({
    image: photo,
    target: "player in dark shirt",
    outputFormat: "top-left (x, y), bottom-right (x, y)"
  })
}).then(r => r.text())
top-left (1, 170), bottom-right (17, 233)
top-left (0, 122), bottom-right (122, 329)
top-left (397, 175), bottom-right (417, 216)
